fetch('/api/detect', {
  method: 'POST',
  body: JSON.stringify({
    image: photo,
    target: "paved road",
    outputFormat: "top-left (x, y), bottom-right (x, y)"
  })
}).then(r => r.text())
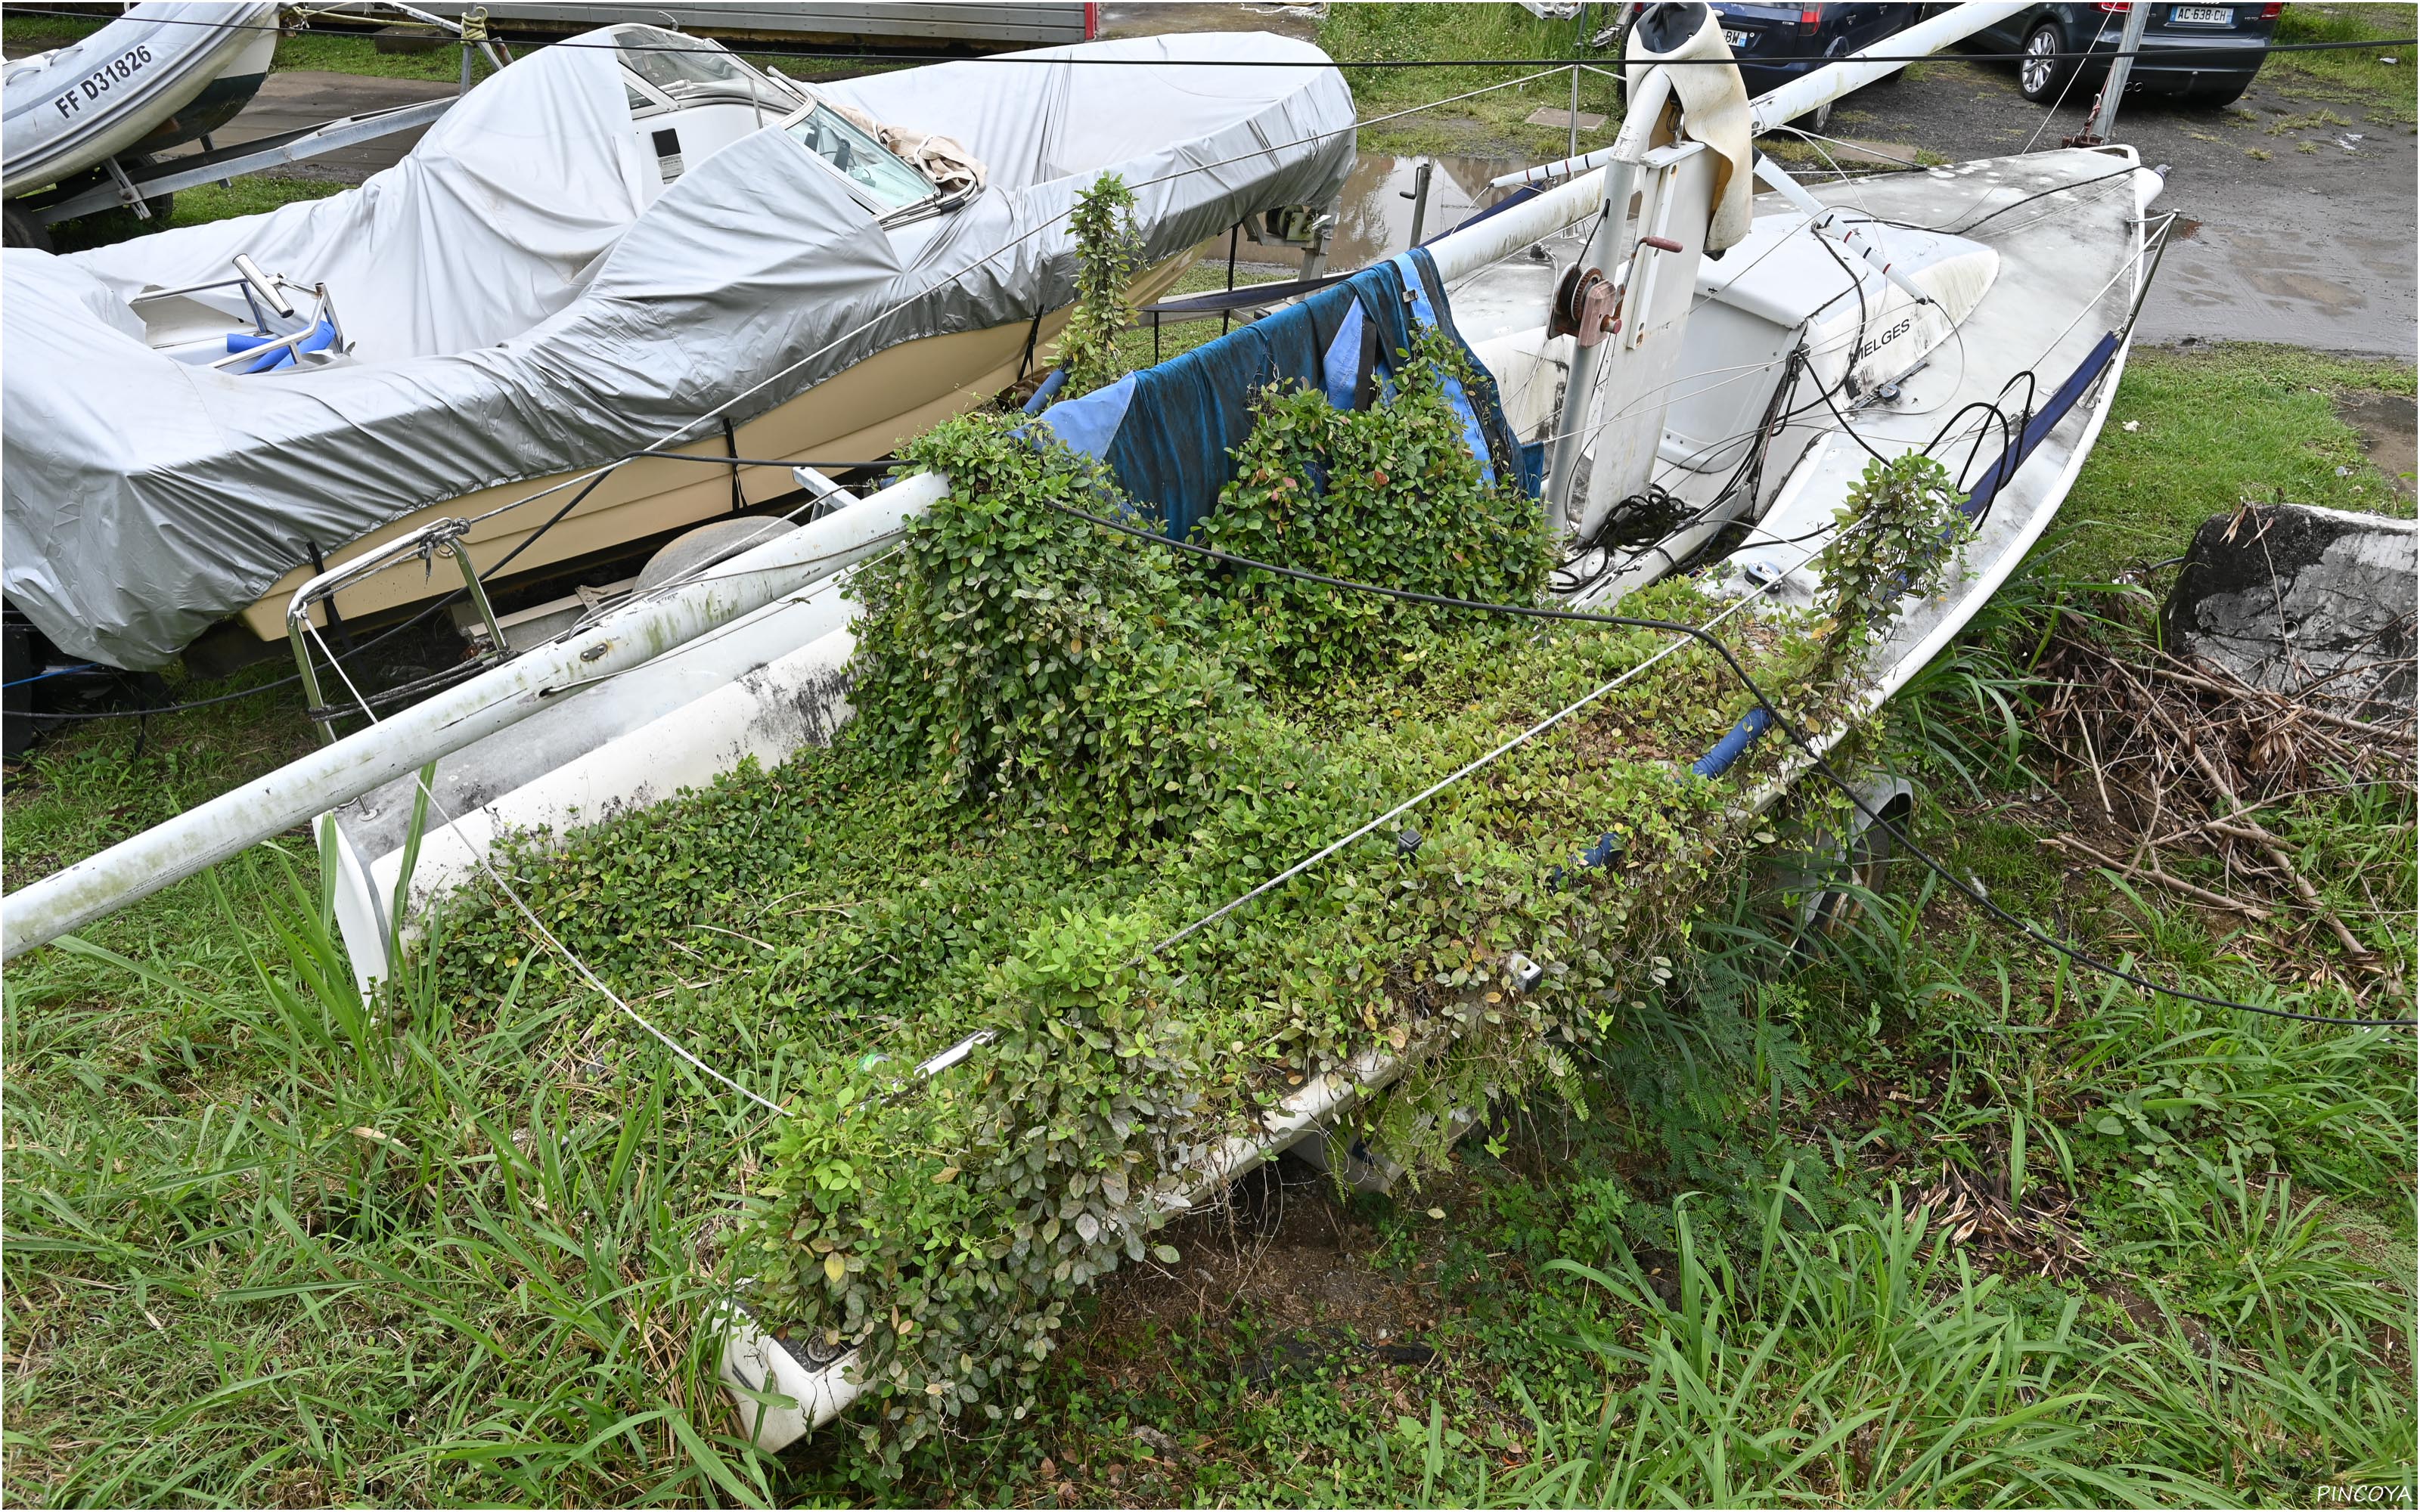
top-left (1825, 58), bottom-right (2415, 358)
top-left (150, 71), bottom-right (461, 183)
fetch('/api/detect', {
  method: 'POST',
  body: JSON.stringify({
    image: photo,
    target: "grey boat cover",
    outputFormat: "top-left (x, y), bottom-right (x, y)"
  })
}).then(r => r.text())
top-left (1, 29), bottom-right (1352, 669)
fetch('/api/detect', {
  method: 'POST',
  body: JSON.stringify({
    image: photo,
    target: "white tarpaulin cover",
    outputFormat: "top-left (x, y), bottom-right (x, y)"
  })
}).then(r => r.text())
top-left (2, 28), bottom-right (1352, 669)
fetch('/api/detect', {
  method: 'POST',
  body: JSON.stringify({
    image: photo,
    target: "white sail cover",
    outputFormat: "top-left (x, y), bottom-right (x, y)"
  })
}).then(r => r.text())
top-left (1, 29), bottom-right (1353, 669)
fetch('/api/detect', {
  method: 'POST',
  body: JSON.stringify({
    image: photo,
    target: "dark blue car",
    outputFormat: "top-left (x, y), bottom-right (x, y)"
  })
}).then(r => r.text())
top-left (1974, 2), bottom-right (2282, 107)
top-left (1707, 3), bottom-right (1922, 98)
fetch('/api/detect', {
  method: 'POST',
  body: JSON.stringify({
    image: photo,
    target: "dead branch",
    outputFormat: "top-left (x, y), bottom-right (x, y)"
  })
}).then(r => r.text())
top-left (2042, 834), bottom-right (2271, 920)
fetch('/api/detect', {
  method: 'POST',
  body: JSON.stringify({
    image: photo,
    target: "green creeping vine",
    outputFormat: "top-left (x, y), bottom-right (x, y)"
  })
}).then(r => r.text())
top-left (431, 343), bottom-right (1820, 1468)
top-left (848, 417), bottom-right (1246, 848)
top-left (1810, 452), bottom-right (1973, 684)
top-left (1200, 327), bottom-right (1558, 683)
top-left (744, 909), bottom-right (1200, 1447)
top-left (1055, 172), bottom-right (1143, 398)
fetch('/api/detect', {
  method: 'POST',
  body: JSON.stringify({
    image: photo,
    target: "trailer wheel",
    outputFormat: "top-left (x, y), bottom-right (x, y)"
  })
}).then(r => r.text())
top-left (1800, 782), bottom-right (1916, 943)
top-left (2, 203), bottom-right (51, 253)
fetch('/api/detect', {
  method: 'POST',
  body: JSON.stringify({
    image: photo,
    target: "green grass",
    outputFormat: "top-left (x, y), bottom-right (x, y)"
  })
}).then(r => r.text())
top-left (268, 28), bottom-right (482, 84)
top-left (10, 344), bottom-right (2412, 1504)
top-left (1115, 256), bottom-right (1305, 373)
top-left (1, 858), bottom-right (779, 1505)
top-left (0, 12), bottom-right (107, 52)
top-left (2267, 4), bottom-right (2419, 125)
top-left (2, 11), bottom-right (455, 81)
top-left (2053, 343), bottom-right (2415, 583)
top-left (1, 12), bottom-right (502, 84)
top-left (1315, 3), bottom-right (1621, 160)
top-left (46, 176), bottom-right (349, 254)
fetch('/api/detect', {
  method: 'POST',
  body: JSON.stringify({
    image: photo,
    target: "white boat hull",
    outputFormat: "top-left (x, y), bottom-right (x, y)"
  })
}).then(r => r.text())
top-left (2, 3), bottom-right (278, 197)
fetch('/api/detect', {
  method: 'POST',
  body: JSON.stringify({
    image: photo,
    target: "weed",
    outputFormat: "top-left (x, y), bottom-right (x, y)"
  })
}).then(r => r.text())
top-left (5, 147), bottom-right (2411, 1512)
top-left (2266, 107), bottom-right (2357, 135)
top-left (3, 854), bottom-right (777, 1505)
top-left (2266, 5), bottom-right (2419, 125)
top-left (2061, 344), bottom-right (2415, 584)
top-left (1056, 175), bottom-right (1144, 398)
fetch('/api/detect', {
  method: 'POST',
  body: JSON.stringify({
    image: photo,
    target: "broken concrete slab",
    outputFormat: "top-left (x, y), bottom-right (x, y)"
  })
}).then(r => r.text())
top-left (1525, 107), bottom-right (1607, 131)
top-left (2164, 503), bottom-right (2418, 717)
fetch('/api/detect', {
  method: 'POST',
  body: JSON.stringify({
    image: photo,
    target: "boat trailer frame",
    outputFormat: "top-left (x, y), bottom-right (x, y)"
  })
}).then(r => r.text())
top-left (21, 97), bottom-right (456, 228)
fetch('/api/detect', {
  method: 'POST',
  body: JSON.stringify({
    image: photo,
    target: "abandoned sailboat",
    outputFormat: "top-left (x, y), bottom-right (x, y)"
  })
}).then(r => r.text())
top-left (0, 0), bottom-right (2170, 1453)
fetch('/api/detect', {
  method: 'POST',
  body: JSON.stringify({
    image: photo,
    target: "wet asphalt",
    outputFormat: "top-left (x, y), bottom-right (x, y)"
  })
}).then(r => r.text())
top-left (148, 70), bottom-right (460, 181)
top-left (1823, 56), bottom-right (2416, 358)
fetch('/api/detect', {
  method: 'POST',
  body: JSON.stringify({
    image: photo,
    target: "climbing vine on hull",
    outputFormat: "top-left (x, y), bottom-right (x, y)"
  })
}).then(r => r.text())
top-left (1199, 327), bottom-right (1557, 683)
top-left (1812, 452), bottom-right (1973, 686)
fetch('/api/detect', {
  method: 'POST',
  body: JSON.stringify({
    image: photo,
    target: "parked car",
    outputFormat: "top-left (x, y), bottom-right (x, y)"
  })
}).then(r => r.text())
top-left (1706, 3), bottom-right (1925, 98)
top-left (1972, 2), bottom-right (2282, 107)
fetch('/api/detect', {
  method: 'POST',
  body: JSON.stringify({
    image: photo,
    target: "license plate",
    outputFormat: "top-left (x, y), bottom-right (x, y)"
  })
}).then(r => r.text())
top-left (2171, 5), bottom-right (2233, 23)
top-left (1723, 27), bottom-right (1754, 48)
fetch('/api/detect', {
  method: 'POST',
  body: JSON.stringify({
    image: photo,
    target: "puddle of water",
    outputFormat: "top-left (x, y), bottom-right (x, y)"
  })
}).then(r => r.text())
top-left (1326, 152), bottom-right (1523, 269)
top-left (2337, 389), bottom-right (2418, 500)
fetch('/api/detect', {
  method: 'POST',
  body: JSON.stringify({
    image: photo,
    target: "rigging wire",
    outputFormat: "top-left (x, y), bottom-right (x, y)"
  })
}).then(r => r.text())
top-left (425, 60), bottom-right (1578, 535)
top-left (15, 51), bottom-right (1568, 731)
top-left (12, 454), bottom-right (889, 724)
top-left (11, 9), bottom-right (2411, 66)
top-left (13, 38), bottom-right (2145, 729)
top-left (1150, 533), bottom-right (1810, 956)
top-left (2020, 19), bottom-right (2114, 156)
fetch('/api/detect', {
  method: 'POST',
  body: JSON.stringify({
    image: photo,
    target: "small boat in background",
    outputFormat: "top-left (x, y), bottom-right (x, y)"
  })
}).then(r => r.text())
top-left (2, 2), bottom-right (281, 244)
top-left (1, 26), bottom-right (1354, 671)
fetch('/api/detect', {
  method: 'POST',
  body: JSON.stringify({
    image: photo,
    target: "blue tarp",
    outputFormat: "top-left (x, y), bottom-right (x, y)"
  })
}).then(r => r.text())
top-left (1035, 246), bottom-right (1527, 541)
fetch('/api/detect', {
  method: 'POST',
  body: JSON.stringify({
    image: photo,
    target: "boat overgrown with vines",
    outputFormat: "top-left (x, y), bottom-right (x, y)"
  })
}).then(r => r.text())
top-left (0, 0), bottom-right (2170, 1460)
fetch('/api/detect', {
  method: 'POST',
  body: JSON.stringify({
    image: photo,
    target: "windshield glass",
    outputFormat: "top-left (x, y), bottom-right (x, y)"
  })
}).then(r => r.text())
top-left (786, 105), bottom-right (934, 211)
top-left (616, 27), bottom-right (754, 94)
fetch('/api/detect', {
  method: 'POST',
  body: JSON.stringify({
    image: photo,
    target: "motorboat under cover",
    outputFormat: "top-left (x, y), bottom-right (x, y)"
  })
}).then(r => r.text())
top-left (1, 28), bottom-right (1354, 670)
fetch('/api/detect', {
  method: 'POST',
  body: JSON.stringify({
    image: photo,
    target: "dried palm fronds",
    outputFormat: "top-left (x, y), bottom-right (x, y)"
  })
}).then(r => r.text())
top-left (1918, 1158), bottom-right (2090, 1278)
top-left (2024, 595), bottom-right (2413, 989)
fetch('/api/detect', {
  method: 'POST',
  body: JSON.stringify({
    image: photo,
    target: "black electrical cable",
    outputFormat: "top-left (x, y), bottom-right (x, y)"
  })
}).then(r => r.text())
top-left (1925, 398), bottom-right (2018, 494)
top-left (647, 451), bottom-right (895, 471)
top-left (19, 593), bottom-right (451, 723)
top-left (1047, 498), bottom-right (2418, 1030)
top-left (15, 9), bottom-right (2412, 67)
top-left (1869, 165), bottom-right (2144, 243)
top-left (1576, 232), bottom-right (1901, 587)
top-left (1949, 166), bottom-right (2143, 236)
top-left (1590, 345), bottom-right (1803, 571)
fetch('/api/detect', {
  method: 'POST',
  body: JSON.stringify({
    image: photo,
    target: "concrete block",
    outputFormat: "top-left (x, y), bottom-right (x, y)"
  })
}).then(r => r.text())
top-left (2164, 502), bottom-right (2417, 714)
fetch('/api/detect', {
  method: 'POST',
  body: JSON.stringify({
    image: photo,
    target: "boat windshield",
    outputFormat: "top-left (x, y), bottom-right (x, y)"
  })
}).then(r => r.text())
top-left (786, 104), bottom-right (935, 212)
top-left (615, 28), bottom-right (759, 94)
